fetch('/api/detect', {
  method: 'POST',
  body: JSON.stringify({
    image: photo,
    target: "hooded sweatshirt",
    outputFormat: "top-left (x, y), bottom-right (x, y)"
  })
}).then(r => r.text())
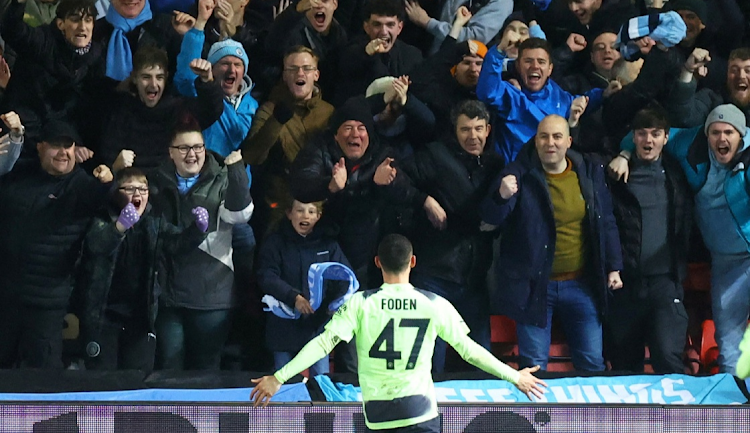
top-left (175, 28), bottom-right (259, 158)
top-left (695, 139), bottom-right (750, 256)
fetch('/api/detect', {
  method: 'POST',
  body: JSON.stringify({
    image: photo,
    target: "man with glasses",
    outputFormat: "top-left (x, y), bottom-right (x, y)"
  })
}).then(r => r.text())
top-left (266, 0), bottom-right (347, 103)
top-left (0, 119), bottom-right (115, 369)
top-left (148, 115), bottom-right (253, 370)
top-left (243, 45), bottom-right (334, 237)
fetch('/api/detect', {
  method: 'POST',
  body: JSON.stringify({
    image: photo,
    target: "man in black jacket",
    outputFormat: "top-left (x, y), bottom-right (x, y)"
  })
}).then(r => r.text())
top-left (1, 0), bottom-right (103, 153)
top-left (289, 96), bottom-right (396, 372)
top-left (81, 46), bottom-right (224, 172)
top-left (606, 107), bottom-right (692, 373)
top-left (335, 0), bottom-right (422, 105)
top-left (0, 120), bottom-right (113, 369)
top-left (390, 99), bottom-right (502, 372)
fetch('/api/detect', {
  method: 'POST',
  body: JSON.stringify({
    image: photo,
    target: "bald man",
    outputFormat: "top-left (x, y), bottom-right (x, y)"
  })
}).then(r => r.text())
top-left (481, 114), bottom-right (623, 372)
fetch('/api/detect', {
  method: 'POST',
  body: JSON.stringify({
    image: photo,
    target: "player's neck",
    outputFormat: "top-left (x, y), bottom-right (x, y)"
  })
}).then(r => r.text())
top-left (381, 272), bottom-right (411, 285)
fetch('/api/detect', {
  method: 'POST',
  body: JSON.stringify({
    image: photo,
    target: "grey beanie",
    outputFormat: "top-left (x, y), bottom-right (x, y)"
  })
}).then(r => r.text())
top-left (704, 104), bottom-right (747, 137)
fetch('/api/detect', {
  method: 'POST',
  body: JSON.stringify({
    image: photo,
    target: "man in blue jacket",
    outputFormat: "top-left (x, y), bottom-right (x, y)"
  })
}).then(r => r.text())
top-left (477, 37), bottom-right (618, 163)
top-left (481, 114), bottom-right (623, 371)
top-left (611, 104), bottom-right (750, 373)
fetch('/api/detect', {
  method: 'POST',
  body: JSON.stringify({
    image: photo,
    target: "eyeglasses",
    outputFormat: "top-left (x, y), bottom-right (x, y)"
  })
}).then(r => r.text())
top-left (170, 144), bottom-right (205, 155)
top-left (118, 186), bottom-right (150, 195)
top-left (283, 65), bottom-right (317, 74)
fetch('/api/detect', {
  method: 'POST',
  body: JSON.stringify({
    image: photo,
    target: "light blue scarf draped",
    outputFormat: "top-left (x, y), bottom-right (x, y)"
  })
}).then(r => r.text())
top-left (263, 262), bottom-right (360, 320)
top-left (105, 0), bottom-right (153, 80)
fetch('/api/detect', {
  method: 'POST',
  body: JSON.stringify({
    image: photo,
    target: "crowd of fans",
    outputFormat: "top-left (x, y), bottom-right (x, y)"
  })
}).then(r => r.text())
top-left (0, 0), bottom-right (748, 380)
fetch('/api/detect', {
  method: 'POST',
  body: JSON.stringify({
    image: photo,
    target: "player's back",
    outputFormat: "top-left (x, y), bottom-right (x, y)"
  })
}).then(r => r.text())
top-left (329, 282), bottom-right (469, 429)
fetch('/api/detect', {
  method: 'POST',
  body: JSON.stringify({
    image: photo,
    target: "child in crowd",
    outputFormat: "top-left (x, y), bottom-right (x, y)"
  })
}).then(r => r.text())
top-left (257, 199), bottom-right (350, 376)
top-left (80, 165), bottom-right (208, 371)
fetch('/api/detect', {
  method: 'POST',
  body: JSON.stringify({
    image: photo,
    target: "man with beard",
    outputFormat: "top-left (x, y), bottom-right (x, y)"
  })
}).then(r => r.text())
top-left (266, 0), bottom-right (346, 103)
top-left (667, 47), bottom-right (750, 128)
top-left (665, 0), bottom-right (745, 93)
top-left (243, 45), bottom-right (334, 237)
top-left (0, 119), bottom-right (114, 369)
top-left (335, 0), bottom-right (422, 106)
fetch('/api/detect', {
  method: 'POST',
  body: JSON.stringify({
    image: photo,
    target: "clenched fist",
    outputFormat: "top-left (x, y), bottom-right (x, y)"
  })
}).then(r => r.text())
top-left (224, 150), bottom-right (243, 166)
top-left (499, 174), bottom-right (518, 199)
top-left (113, 149), bottom-right (136, 172)
top-left (190, 58), bottom-right (214, 82)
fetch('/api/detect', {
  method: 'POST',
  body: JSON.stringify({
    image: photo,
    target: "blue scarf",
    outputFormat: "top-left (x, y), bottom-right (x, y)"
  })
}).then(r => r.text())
top-left (105, 0), bottom-right (153, 80)
top-left (263, 262), bottom-right (359, 320)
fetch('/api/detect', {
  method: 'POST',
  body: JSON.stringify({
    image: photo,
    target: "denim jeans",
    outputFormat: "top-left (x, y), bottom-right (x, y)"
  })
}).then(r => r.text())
top-left (515, 279), bottom-right (604, 371)
top-left (274, 351), bottom-right (329, 377)
top-left (155, 307), bottom-right (230, 370)
top-left (411, 273), bottom-right (490, 373)
top-left (710, 253), bottom-right (750, 373)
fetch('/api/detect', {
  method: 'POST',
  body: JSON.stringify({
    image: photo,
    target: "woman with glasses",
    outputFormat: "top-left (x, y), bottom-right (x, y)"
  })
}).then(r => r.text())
top-left (148, 115), bottom-right (254, 371)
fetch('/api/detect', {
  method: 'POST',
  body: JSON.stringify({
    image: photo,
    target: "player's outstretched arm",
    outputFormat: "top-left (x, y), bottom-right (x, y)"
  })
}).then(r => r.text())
top-left (250, 328), bottom-right (342, 407)
top-left (452, 334), bottom-right (548, 400)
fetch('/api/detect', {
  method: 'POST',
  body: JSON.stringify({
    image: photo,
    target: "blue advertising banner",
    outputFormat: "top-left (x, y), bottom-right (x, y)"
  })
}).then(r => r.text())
top-left (317, 374), bottom-right (748, 405)
top-left (0, 383), bottom-right (311, 403)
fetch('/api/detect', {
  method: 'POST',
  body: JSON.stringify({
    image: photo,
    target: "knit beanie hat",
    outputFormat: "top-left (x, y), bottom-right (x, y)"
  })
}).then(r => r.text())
top-left (329, 96), bottom-right (374, 135)
top-left (207, 39), bottom-right (249, 72)
top-left (704, 104), bottom-right (747, 137)
top-left (451, 40), bottom-right (488, 76)
top-left (669, 0), bottom-right (708, 24)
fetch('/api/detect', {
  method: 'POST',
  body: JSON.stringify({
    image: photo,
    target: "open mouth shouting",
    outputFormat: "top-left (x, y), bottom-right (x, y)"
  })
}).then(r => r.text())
top-left (310, 11), bottom-right (328, 31)
top-left (221, 73), bottom-right (239, 95)
top-left (526, 72), bottom-right (543, 89)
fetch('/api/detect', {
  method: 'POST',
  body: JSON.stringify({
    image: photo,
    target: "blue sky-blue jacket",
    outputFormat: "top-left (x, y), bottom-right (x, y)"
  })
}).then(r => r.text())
top-left (175, 28), bottom-right (258, 186)
top-left (477, 46), bottom-right (603, 163)
top-left (621, 127), bottom-right (750, 252)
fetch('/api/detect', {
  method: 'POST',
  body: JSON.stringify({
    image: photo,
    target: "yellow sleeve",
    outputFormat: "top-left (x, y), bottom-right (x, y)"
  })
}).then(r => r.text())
top-left (736, 325), bottom-right (750, 379)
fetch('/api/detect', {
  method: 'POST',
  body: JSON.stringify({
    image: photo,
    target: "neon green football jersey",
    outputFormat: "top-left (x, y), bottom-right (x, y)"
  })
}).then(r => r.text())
top-left (325, 283), bottom-right (471, 430)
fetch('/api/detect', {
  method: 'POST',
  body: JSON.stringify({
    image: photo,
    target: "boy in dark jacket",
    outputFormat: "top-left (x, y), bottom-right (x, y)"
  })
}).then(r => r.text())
top-left (80, 165), bottom-right (207, 371)
top-left (257, 199), bottom-right (350, 376)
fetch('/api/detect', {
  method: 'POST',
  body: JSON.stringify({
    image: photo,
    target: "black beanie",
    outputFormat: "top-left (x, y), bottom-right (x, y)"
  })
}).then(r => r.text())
top-left (329, 96), bottom-right (375, 135)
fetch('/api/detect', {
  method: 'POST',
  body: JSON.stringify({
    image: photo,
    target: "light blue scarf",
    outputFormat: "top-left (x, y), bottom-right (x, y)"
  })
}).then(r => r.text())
top-left (105, 0), bottom-right (153, 80)
top-left (263, 262), bottom-right (360, 320)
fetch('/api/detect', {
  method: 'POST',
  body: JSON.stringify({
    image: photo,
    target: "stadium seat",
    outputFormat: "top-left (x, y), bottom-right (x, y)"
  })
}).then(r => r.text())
top-left (700, 320), bottom-right (720, 374)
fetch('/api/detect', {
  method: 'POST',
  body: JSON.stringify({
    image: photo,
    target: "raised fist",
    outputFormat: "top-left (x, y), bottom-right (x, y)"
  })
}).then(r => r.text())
top-left (192, 206), bottom-right (210, 232)
top-left (499, 174), bottom-right (518, 199)
top-left (117, 202), bottom-right (141, 230)
top-left (190, 58), bottom-right (213, 82)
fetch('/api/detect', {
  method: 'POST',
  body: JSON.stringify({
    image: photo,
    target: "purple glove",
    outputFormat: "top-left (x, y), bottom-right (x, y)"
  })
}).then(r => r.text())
top-left (117, 203), bottom-right (140, 230)
top-left (192, 206), bottom-right (209, 232)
